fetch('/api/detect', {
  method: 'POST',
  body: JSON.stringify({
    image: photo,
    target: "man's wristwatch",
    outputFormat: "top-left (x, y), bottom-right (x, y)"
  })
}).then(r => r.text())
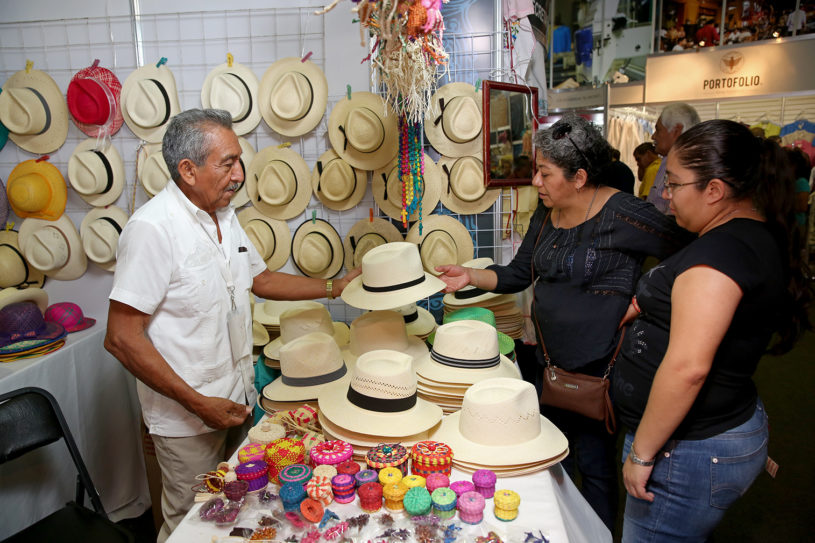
top-left (629, 445), bottom-right (655, 467)
top-left (325, 279), bottom-right (334, 300)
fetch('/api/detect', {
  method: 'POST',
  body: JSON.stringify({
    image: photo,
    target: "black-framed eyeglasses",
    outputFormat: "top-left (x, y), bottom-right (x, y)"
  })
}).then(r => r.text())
top-left (664, 181), bottom-right (703, 196)
top-left (552, 123), bottom-right (591, 170)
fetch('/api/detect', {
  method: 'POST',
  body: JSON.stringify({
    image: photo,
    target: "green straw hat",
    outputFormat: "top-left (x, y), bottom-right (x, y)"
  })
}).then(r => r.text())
top-left (428, 307), bottom-right (515, 356)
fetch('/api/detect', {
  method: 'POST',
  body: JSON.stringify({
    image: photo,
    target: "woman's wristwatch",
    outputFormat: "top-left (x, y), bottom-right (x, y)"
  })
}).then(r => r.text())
top-left (629, 445), bottom-right (655, 467)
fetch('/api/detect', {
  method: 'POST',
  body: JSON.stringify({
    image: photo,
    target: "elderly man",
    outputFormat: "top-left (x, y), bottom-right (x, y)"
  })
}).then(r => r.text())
top-left (648, 103), bottom-right (701, 213)
top-left (105, 109), bottom-right (359, 541)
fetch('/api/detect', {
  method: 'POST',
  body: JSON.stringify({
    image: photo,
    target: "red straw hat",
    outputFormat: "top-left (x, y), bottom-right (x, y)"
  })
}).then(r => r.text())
top-left (66, 60), bottom-right (124, 138)
top-left (44, 301), bottom-right (95, 333)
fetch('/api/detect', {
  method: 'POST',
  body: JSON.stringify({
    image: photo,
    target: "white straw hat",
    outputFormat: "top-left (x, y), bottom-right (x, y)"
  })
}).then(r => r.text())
top-left (246, 146), bottom-right (312, 220)
top-left (18, 215), bottom-right (87, 281)
top-left (341, 242), bottom-right (446, 310)
top-left (438, 155), bottom-right (498, 214)
top-left (68, 139), bottom-right (125, 207)
top-left (79, 206), bottom-right (128, 272)
top-left (137, 143), bottom-right (171, 198)
top-left (263, 331), bottom-right (349, 402)
top-left (442, 257), bottom-right (504, 306)
top-left (0, 67), bottom-right (69, 154)
top-left (263, 301), bottom-right (350, 360)
top-left (259, 58), bottom-right (327, 137)
top-left (290, 218), bottom-right (344, 279)
top-left (201, 59), bottom-right (261, 136)
top-left (391, 302), bottom-right (437, 338)
top-left (237, 207), bottom-right (291, 272)
top-left (0, 286), bottom-right (48, 313)
top-left (230, 137), bottom-right (256, 209)
top-left (372, 153), bottom-right (442, 222)
top-left (424, 82), bottom-right (482, 157)
top-left (405, 214), bottom-right (473, 276)
top-left (0, 229), bottom-right (46, 289)
top-left (318, 349), bottom-right (443, 437)
top-left (343, 217), bottom-right (403, 271)
top-left (327, 91), bottom-right (398, 170)
top-left (311, 149), bottom-right (367, 211)
top-left (121, 62), bottom-right (181, 142)
top-left (340, 310), bottom-right (428, 366)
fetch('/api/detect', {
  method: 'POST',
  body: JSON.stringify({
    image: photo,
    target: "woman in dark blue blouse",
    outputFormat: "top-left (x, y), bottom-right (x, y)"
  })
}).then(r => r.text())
top-left (437, 114), bottom-right (691, 530)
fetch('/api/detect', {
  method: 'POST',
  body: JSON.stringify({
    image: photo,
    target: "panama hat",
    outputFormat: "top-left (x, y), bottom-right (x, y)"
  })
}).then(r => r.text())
top-left (254, 299), bottom-right (323, 327)
top-left (318, 349), bottom-right (443, 437)
top-left (415, 320), bottom-right (520, 385)
top-left (201, 59), bottom-right (261, 136)
top-left (341, 242), bottom-right (446, 311)
top-left (237, 207), bottom-right (290, 272)
top-left (18, 215), bottom-right (87, 281)
top-left (0, 230), bottom-right (46, 289)
top-left (438, 155), bottom-right (497, 214)
top-left (0, 67), bottom-right (68, 154)
top-left (424, 82), bottom-right (482, 157)
top-left (230, 137), bottom-right (256, 209)
top-left (253, 320), bottom-right (270, 346)
top-left (79, 206), bottom-right (128, 272)
top-left (121, 62), bottom-right (181, 142)
top-left (405, 214), bottom-right (473, 276)
top-left (343, 217), bottom-right (402, 271)
top-left (430, 378), bottom-right (568, 466)
top-left (311, 149), bottom-right (367, 211)
top-left (340, 310), bottom-right (428, 366)
top-left (137, 143), bottom-right (172, 197)
top-left (317, 411), bottom-right (433, 450)
top-left (442, 258), bottom-right (503, 306)
top-left (328, 91), bottom-right (398, 170)
top-left (0, 286), bottom-right (48, 312)
top-left (259, 57), bottom-right (327, 137)
top-left (0, 301), bottom-right (66, 350)
top-left (68, 139), bottom-right (125, 207)
top-left (246, 146), bottom-right (312, 220)
top-left (391, 302), bottom-right (436, 338)
top-left (263, 331), bottom-right (349, 402)
top-left (6, 159), bottom-right (67, 221)
top-left (44, 301), bottom-right (95, 333)
top-left (66, 61), bottom-right (124, 138)
top-left (263, 301), bottom-right (350, 360)
top-left (372, 153), bottom-right (442, 222)
top-left (291, 218), bottom-right (344, 279)
top-left (430, 306), bottom-right (515, 356)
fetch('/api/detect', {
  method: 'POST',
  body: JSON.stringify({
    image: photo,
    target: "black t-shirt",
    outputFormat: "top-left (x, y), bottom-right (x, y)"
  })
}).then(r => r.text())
top-left (613, 219), bottom-right (785, 440)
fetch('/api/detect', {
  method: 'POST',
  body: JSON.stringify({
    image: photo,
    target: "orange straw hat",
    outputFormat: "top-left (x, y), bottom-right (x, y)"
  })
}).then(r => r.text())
top-left (6, 159), bottom-right (67, 221)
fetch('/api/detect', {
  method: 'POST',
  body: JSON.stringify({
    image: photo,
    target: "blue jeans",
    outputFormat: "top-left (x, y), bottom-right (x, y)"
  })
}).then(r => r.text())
top-left (621, 399), bottom-right (769, 543)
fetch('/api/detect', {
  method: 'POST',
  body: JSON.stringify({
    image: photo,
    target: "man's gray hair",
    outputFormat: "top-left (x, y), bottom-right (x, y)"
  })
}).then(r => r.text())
top-left (162, 109), bottom-right (233, 181)
top-left (658, 103), bottom-right (701, 134)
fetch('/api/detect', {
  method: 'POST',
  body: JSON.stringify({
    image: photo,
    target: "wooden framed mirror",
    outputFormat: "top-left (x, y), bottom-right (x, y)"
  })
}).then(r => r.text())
top-left (482, 81), bottom-right (539, 188)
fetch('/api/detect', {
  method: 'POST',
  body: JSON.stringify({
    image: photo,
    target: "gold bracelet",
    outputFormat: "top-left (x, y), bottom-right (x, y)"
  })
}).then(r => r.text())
top-left (325, 279), bottom-right (334, 300)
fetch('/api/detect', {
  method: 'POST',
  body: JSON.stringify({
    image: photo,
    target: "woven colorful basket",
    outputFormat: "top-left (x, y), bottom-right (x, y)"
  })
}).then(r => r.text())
top-left (411, 440), bottom-right (453, 477)
top-left (265, 437), bottom-right (306, 484)
top-left (366, 443), bottom-right (409, 476)
top-left (306, 475), bottom-right (334, 507)
top-left (493, 489), bottom-right (521, 521)
top-left (310, 440), bottom-right (353, 467)
top-left (235, 461), bottom-right (269, 492)
top-left (238, 442), bottom-right (267, 464)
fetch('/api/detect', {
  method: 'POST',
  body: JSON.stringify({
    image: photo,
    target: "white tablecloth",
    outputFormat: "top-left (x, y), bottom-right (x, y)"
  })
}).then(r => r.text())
top-left (0, 326), bottom-right (151, 539)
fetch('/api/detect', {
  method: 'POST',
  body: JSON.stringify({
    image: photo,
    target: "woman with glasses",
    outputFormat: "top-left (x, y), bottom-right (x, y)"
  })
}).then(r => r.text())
top-left (437, 114), bottom-right (692, 530)
top-left (613, 121), bottom-right (810, 541)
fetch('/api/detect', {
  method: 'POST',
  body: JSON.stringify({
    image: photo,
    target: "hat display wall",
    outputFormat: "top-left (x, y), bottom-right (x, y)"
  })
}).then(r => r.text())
top-left (328, 91), bottom-right (398, 170)
top-left (0, 66), bottom-right (69, 154)
top-left (68, 139), bottom-right (125, 207)
top-left (79, 206), bottom-right (128, 272)
top-left (237, 207), bottom-right (291, 272)
top-left (341, 310), bottom-right (428, 366)
top-left (263, 301), bottom-right (350, 360)
top-left (0, 286), bottom-right (48, 312)
top-left (341, 242), bottom-right (446, 311)
top-left (0, 229), bottom-right (46, 289)
top-left (291, 218), bottom-right (344, 279)
top-left (405, 214), bottom-right (473, 276)
top-left (6, 159), bottom-right (67, 221)
top-left (201, 58), bottom-right (261, 136)
top-left (311, 149), bottom-right (367, 211)
top-left (66, 61), bottom-right (124, 138)
top-left (121, 61), bottom-right (181, 142)
top-left (246, 146), bottom-right (312, 220)
top-left (230, 137), bottom-right (256, 209)
top-left (372, 153), bottom-right (442, 222)
top-left (259, 58), bottom-right (327, 137)
top-left (438, 155), bottom-right (498, 214)
top-left (424, 82), bottom-right (482, 158)
top-left (19, 215), bottom-right (87, 281)
top-left (137, 143), bottom-right (172, 197)
top-left (44, 301), bottom-right (95, 333)
top-left (263, 331), bottom-right (349, 402)
top-left (442, 257), bottom-right (502, 306)
top-left (318, 349), bottom-right (443, 437)
top-left (430, 377), bottom-right (568, 467)
top-left (343, 217), bottom-right (402, 271)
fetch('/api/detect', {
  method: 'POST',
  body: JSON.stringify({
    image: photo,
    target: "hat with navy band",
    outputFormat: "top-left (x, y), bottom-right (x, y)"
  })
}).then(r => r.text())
top-left (263, 331), bottom-right (349, 402)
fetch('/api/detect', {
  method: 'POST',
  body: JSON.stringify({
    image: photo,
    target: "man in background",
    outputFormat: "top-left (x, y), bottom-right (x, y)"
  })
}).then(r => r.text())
top-left (633, 142), bottom-right (661, 199)
top-left (649, 102), bottom-right (701, 213)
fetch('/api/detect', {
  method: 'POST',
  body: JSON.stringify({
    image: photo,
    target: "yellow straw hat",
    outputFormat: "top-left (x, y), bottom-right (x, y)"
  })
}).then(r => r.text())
top-left (6, 159), bottom-right (67, 221)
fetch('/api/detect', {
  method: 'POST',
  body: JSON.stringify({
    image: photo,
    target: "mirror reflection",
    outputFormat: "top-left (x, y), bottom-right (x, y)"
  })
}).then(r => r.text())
top-left (484, 81), bottom-right (538, 187)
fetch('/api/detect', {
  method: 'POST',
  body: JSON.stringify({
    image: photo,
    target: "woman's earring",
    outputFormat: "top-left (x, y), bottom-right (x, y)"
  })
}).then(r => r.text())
top-left (576, 185), bottom-right (583, 193)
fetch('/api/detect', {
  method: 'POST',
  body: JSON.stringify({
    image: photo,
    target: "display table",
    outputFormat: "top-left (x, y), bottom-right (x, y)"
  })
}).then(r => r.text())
top-left (0, 326), bottom-right (151, 539)
top-left (167, 452), bottom-right (611, 542)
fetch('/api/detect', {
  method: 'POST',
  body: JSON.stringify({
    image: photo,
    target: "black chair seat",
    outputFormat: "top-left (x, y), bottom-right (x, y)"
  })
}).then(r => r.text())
top-left (2, 502), bottom-right (134, 543)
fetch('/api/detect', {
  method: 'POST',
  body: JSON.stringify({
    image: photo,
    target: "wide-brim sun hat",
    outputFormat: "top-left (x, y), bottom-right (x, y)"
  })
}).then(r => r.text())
top-left (120, 62), bottom-right (181, 142)
top-left (341, 242), bottom-right (446, 311)
top-left (424, 82), bottom-right (482, 158)
top-left (137, 142), bottom-right (171, 197)
top-left (246, 146), bottom-right (312, 220)
top-left (0, 230), bottom-right (46, 289)
top-left (318, 349), bottom-right (443, 437)
top-left (259, 57), bottom-right (327, 137)
top-left (66, 61), bottom-right (124, 138)
top-left (0, 286), bottom-right (48, 313)
top-left (230, 137), bottom-right (256, 209)
top-left (340, 309), bottom-right (428, 366)
top-left (442, 257), bottom-right (504, 306)
top-left (18, 215), bottom-right (87, 281)
top-left (6, 159), bottom-right (67, 221)
top-left (438, 155), bottom-right (498, 215)
top-left (79, 206), bottom-right (128, 272)
top-left (68, 139), bottom-right (125, 207)
top-left (429, 377), bottom-right (568, 466)
top-left (415, 320), bottom-right (520, 385)
top-left (290, 218), bottom-right (344, 279)
top-left (263, 301), bottom-right (350, 360)
top-left (318, 411), bottom-right (434, 450)
top-left (201, 59), bottom-right (261, 136)
top-left (343, 217), bottom-right (402, 271)
top-left (327, 91), bottom-right (397, 170)
top-left (254, 299), bottom-right (323, 327)
top-left (405, 214), bottom-right (473, 276)
top-left (0, 67), bottom-right (69, 154)
top-left (372, 153), bottom-right (442, 222)
top-left (429, 305), bottom-right (515, 356)
top-left (311, 149), bottom-right (367, 211)
top-left (391, 303), bottom-right (436, 338)
top-left (237, 207), bottom-right (290, 272)
top-left (253, 320), bottom-right (270, 346)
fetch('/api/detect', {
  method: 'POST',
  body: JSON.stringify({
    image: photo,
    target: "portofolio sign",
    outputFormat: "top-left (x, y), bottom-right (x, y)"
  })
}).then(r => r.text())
top-left (645, 39), bottom-right (815, 103)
